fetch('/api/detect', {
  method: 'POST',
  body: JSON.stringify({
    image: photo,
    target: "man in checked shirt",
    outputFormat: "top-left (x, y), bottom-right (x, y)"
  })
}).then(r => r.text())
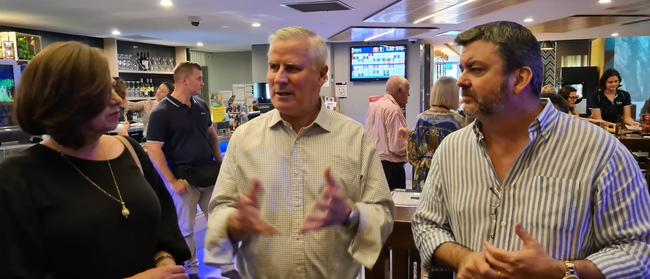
top-left (204, 26), bottom-right (394, 279)
top-left (412, 21), bottom-right (650, 279)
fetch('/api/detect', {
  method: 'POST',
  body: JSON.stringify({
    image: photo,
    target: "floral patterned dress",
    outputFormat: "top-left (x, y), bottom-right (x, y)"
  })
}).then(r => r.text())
top-left (407, 110), bottom-right (465, 190)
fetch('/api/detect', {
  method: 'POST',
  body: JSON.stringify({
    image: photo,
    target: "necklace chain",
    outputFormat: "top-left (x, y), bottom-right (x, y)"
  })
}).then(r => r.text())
top-left (58, 145), bottom-right (130, 218)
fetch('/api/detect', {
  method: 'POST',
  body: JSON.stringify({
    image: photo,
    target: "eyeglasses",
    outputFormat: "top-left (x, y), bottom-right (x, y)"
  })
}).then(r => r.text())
top-left (488, 186), bottom-right (502, 240)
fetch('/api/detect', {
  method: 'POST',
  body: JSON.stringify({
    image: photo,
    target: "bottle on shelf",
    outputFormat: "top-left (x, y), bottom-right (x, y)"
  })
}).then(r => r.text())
top-left (141, 52), bottom-right (150, 71)
top-left (146, 52), bottom-right (151, 71)
top-left (139, 78), bottom-right (146, 97)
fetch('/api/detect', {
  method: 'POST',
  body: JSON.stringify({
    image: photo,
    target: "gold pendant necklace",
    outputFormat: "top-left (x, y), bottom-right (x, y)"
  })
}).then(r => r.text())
top-left (58, 146), bottom-right (130, 219)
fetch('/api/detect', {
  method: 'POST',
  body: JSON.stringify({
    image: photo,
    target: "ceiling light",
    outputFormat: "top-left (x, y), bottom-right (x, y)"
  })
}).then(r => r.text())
top-left (598, 0), bottom-right (611, 4)
top-left (363, 29), bottom-right (395, 42)
top-left (523, 17), bottom-right (534, 23)
top-left (197, 42), bottom-right (204, 47)
top-left (111, 29), bottom-right (121, 36)
top-left (160, 0), bottom-right (173, 7)
top-left (251, 22), bottom-right (261, 28)
top-left (611, 32), bottom-right (619, 37)
top-left (414, 0), bottom-right (476, 24)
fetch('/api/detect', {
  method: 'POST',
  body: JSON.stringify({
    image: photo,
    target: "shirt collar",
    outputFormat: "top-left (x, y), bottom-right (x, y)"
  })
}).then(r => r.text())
top-left (472, 99), bottom-right (557, 142)
top-left (268, 102), bottom-right (333, 133)
top-left (165, 95), bottom-right (198, 108)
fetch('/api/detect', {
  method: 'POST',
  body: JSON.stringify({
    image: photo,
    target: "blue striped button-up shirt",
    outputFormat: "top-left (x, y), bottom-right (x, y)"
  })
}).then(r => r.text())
top-left (412, 100), bottom-right (650, 278)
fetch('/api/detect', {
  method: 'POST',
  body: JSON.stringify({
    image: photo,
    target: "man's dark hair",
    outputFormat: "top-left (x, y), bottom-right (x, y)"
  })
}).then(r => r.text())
top-left (455, 21), bottom-right (543, 97)
top-left (598, 68), bottom-right (622, 92)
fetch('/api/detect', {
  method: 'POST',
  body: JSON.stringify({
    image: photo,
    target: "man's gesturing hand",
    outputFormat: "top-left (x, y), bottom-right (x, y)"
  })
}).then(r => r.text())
top-left (300, 168), bottom-right (354, 234)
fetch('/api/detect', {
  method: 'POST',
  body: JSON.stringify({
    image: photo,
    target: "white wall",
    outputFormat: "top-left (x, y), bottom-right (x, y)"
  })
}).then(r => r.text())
top-left (331, 41), bottom-right (423, 128)
top-left (205, 51), bottom-right (252, 94)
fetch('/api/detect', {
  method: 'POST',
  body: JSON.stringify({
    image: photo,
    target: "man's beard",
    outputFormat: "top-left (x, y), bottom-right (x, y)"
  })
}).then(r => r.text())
top-left (461, 79), bottom-right (510, 119)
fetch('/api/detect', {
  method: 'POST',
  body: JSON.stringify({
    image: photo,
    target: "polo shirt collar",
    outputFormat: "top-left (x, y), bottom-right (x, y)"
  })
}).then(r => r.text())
top-left (165, 95), bottom-right (198, 108)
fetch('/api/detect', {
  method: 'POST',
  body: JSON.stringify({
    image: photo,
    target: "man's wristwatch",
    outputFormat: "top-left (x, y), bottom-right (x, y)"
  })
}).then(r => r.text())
top-left (343, 206), bottom-right (360, 229)
top-left (562, 261), bottom-right (579, 279)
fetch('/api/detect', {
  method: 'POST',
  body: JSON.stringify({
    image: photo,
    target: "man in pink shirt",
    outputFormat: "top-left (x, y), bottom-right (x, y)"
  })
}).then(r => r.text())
top-left (366, 76), bottom-right (410, 190)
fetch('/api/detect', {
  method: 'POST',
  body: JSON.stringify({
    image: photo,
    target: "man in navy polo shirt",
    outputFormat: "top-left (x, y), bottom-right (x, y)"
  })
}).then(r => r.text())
top-left (146, 61), bottom-right (222, 278)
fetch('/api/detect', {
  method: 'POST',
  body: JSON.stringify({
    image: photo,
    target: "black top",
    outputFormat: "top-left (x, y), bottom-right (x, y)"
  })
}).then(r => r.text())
top-left (146, 95), bottom-right (214, 167)
top-left (589, 89), bottom-right (632, 123)
top-left (0, 136), bottom-right (190, 278)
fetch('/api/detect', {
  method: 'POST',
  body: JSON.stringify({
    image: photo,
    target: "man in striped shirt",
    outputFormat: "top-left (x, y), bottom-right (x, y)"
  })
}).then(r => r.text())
top-left (412, 21), bottom-right (650, 278)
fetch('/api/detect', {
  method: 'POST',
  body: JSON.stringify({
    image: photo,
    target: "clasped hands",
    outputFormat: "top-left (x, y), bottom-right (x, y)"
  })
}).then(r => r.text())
top-left (456, 224), bottom-right (564, 279)
top-left (228, 167), bottom-right (354, 238)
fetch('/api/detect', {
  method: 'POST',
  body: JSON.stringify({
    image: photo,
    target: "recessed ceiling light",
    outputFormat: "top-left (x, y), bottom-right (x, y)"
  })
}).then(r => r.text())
top-left (197, 42), bottom-right (204, 47)
top-left (112, 29), bottom-right (121, 36)
top-left (160, 0), bottom-right (173, 7)
top-left (523, 17), bottom-right (534, 23)
top-left (611, 32), bottom-right (619, 37)
top-left (598, 0), bottom-right (611, 4)
top-left (251, 22), bottom-right (261, 28)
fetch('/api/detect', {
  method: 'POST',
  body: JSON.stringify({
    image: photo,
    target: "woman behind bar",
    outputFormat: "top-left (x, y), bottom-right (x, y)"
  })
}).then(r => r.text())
top-left (127, 81), bottom-right (173, 135)
top-left (0, 41), bottom-right (190, 278)
top-left (590, 68), bottom-right (640, 126)
top-left (407, 76), bottom-right (465, 191)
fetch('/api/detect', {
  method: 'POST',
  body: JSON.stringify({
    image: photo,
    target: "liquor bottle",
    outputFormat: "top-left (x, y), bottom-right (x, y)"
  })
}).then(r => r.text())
top-left (141, 52), bottom-right (150, 71)
top-left (139, 78), bottom-right (146, 97)
top-left (147, 79), bottom-right (154, 97)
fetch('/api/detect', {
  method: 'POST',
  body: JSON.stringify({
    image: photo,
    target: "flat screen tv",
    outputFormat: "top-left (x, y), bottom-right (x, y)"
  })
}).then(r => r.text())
top-left (350, 45), bottom-right (406, 81)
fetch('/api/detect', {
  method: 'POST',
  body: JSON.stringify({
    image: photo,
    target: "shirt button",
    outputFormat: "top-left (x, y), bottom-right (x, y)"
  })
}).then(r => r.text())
top-left (501, 221), bottom-right (507, 227)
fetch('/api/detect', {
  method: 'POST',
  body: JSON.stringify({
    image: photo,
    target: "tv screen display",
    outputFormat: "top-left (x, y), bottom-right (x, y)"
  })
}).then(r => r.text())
top-left (350, 45), bottom-right (406, 81)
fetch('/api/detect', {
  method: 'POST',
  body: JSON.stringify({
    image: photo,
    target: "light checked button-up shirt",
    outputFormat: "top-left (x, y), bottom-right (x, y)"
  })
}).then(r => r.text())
top-left (205, 105), bottom-right (394, 279)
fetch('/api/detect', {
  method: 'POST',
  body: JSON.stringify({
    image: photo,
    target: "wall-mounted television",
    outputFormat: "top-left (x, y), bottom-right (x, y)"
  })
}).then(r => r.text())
top-left (350, 45), bottom-right (407, 82)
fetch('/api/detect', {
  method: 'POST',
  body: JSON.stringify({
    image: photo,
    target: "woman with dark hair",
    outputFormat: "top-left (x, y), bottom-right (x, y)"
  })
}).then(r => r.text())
top-left (127, 81), bottom-right (174, 134)
top-left (0, 41), bottom-right (190, 278)
top-left (589, 68), bottom-right (639, 126)
top-left (558, 85), bottom-right (580, 116)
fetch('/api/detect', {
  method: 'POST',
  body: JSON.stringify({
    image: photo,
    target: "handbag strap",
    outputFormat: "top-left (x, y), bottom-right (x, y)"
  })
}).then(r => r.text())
top-left (191, 97), bottom-right (218, 161)
top-left (116, 135), bottom-right (143, 175)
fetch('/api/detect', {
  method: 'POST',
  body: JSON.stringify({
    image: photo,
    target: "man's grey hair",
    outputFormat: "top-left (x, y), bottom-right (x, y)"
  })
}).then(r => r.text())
top-left (268, 26), bottom-right (328, 70)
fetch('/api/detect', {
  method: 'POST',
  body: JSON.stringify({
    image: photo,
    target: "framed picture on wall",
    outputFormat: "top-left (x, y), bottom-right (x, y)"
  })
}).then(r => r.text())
top-left (3, 41), bottom-right (15, 60)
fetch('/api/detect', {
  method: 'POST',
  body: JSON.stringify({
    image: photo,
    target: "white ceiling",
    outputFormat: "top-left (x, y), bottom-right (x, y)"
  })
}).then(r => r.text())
top-left (0, 0), bottom-right (648, 52)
